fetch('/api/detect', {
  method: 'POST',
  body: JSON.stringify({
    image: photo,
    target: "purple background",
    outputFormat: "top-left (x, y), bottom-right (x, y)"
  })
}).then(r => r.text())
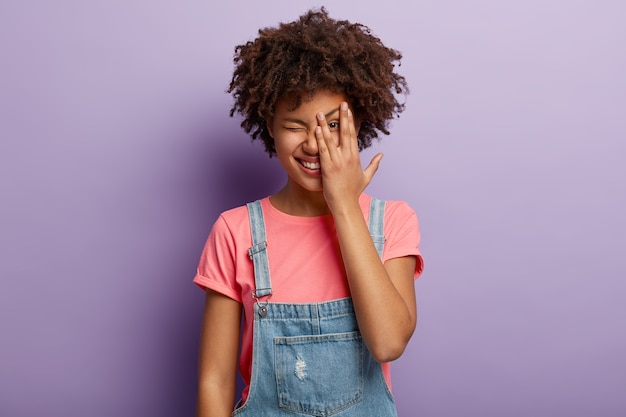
top-left (1, 1), bottom-right (625, 416)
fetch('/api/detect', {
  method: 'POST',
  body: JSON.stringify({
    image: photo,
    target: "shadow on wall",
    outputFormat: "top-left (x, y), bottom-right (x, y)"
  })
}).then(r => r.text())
top-left (210, 132), bottom-right (284, 400)
top-left (180, 127), bottom-right (284, 408)
top-left (206, 132), bottom-right (284, 212)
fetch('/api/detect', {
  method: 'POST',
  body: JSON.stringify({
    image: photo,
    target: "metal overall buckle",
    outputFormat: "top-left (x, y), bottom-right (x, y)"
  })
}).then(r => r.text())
top-left (252, 291), bottom-right (272, 317)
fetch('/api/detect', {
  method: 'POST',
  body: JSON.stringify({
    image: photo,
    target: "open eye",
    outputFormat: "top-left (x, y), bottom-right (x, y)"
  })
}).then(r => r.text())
top-left (328, 121), bottom-right (340, 130)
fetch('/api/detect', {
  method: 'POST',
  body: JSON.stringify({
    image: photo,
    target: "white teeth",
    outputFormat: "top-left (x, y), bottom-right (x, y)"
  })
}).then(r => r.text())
top-left (301, 160), bottom-right (320, 169)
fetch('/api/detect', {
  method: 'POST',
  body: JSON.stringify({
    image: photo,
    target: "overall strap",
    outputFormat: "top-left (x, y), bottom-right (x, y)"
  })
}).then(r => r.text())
top-left (368, 197), bottom-right (386, 259)
top-left (246, 200), bottom-right (272, 298)
top-left (247, 198), bottom-right (384, 298)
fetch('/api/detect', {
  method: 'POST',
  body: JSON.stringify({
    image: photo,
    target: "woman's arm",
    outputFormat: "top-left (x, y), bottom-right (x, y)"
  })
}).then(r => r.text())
top-left (333, 210), bottom-right (417, 362)
top-left (315, 102), bottom-right (417, 362)
top-left (196, 289), bottom-right (242, 417)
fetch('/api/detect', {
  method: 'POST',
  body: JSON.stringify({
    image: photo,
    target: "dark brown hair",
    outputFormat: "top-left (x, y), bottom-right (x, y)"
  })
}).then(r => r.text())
top-left (228, 7), bottom-right (408, 156)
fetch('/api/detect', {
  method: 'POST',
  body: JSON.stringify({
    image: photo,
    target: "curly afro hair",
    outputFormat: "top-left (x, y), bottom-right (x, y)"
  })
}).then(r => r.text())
top-left (228, 7), bottom-right (408, 157)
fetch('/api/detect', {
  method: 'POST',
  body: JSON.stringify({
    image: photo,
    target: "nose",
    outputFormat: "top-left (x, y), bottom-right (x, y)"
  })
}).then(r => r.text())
top-left (302, 130), bottom-right (319, 155)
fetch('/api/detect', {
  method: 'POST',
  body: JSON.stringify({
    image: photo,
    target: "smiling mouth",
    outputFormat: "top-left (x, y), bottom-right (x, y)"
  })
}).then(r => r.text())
top-left (299, 160), bottom-right (321, 170)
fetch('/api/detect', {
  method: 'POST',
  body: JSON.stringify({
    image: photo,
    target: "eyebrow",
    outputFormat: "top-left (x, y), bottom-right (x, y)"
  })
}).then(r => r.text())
top-left (282, 108), bottom-right (340, 126)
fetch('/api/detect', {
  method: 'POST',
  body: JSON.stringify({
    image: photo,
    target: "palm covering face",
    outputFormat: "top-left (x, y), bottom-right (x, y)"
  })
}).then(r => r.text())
top-left (315, 101), bottom-right (383, 212)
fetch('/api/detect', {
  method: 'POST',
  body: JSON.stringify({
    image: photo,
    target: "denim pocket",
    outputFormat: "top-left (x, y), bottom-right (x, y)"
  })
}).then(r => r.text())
top-left (274, 331), bottom-right (363, 416)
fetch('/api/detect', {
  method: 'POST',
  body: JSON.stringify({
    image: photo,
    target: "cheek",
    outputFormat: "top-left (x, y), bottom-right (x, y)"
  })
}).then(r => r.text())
top-left (273, 134), bottom-right (298, 156)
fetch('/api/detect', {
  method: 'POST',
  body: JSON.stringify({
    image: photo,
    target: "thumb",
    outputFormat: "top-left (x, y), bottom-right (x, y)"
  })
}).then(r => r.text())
top-left (363, 153), bottom-right (383, 183)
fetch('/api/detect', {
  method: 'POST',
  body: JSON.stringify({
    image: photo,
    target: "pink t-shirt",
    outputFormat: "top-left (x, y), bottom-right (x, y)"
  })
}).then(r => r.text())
top-left (194, 194), bottom-right (423, 401)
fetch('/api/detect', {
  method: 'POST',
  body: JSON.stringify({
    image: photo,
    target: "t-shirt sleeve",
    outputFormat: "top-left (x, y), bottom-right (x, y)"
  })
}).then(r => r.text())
top-left (382, 201), bottom-right (424, 279)
top-left (193, 215), bottom-right (242, 302)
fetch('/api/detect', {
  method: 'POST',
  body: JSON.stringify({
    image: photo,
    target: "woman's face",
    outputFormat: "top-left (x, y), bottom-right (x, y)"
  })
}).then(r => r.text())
top-left (268, 90), bottom-right (357, 194)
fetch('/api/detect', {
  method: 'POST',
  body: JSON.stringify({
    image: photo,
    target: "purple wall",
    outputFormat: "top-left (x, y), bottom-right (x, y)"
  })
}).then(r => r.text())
top-left (1, 1), bottom-right (624, 416)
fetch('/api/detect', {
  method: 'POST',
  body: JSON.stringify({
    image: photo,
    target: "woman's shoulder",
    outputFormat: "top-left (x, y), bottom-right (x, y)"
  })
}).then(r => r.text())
top-left (218, 197), bottom-right (269, 220)
top-left (364, 194), bottom-right (417, 217)
top-left (213, 197), bottom-right (274, 238)
top-left (385, 199), bottom-right (417, 217)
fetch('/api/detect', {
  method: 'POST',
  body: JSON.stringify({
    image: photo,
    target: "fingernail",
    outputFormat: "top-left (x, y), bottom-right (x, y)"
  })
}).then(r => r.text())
top-left (341, 102), bottom-right (348, 111)
top-left (317, 112), bottom-right (324, 120)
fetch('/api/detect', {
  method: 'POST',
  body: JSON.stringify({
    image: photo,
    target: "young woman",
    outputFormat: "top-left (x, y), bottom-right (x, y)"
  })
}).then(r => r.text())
top-left (194, 8), bottom-right (424, 416)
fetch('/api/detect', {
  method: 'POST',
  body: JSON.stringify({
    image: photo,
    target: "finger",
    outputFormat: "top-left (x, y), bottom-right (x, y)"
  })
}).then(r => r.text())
top-left (315, 125), bottom-right (332, 161)
top-left (316, 112), bottom-right (337, 158)
top-left (346, 105), bottom-right (359, 154)
top-left (339, 102), bottom-right (351, 149)
top-left (363, 153), bottom-right (383, 183)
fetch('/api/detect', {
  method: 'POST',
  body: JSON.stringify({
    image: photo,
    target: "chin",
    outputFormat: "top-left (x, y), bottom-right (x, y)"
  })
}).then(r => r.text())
top-left (296, 181), bottom-right (324, 193)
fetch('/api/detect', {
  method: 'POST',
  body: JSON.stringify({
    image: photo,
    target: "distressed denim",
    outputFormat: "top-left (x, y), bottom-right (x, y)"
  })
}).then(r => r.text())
top-left (234, 198), bottom-right (397, 417)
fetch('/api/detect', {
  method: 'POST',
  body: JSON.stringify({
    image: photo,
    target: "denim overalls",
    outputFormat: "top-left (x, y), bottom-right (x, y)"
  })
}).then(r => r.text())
top-left (233, 198), bottom-right (398, 417)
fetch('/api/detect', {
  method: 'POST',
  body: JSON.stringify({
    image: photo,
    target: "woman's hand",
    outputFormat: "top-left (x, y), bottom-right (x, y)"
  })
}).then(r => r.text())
top-left (316, 103), bottom-right (417, 362)
top-left (315, 101), bottom-right (383, 213)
